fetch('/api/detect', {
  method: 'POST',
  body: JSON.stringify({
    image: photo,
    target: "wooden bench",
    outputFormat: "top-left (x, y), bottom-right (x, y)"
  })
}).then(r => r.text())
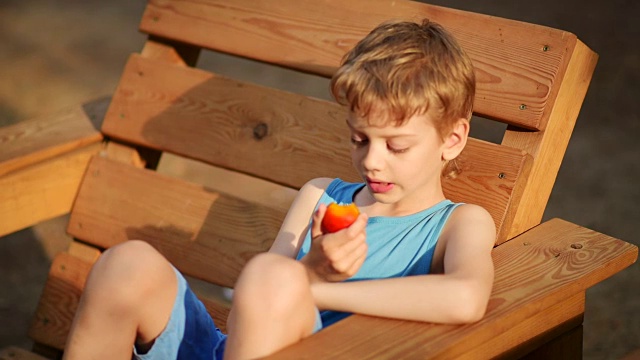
top-left (1, 0), bottom-right (637, 358)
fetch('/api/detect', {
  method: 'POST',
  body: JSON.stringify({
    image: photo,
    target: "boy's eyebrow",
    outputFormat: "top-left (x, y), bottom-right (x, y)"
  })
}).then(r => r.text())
top-left (345, 119), bottom-right (418, 139)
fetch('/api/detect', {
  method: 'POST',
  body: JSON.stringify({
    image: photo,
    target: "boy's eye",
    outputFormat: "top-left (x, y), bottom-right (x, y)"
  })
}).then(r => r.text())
top-left (388, 145), bottom-right (409, 154)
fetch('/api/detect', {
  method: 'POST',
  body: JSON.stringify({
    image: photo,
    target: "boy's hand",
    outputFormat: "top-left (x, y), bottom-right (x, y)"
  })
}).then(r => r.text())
top-left (301, 203), bottom-right (368, 283)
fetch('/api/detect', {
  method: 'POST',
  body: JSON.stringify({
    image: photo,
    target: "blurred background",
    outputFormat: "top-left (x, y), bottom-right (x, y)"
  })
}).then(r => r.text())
top-left (0, 0), bottom-right (638, 359)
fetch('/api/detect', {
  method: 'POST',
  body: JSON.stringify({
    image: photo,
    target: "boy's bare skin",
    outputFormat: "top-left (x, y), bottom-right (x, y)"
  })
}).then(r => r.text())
top-left (64, 20), bottom-right (495, 360)
top-left (305, 110), bottom-right (494, 324)
top-left (225, 108), bottom-right (495, 358)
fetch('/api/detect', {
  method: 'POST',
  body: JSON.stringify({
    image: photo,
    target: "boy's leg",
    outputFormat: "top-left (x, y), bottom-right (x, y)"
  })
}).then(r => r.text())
top-left (224, 253), bottom-right (318, 360)
top-left (63, 240), bottom-right (178, 360)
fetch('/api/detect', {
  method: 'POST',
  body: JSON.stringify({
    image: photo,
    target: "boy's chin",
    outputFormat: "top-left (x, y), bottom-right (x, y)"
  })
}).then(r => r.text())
top-left (367, 190), bottom-right (397, 204)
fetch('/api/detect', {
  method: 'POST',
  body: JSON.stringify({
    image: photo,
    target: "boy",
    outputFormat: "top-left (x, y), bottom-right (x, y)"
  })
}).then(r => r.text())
top-left (64, 19), bottom-right (495, 360)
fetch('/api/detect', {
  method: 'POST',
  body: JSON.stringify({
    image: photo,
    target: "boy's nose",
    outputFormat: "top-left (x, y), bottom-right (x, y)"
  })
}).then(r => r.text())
top-left (362, 145), bottom-right (384, 172)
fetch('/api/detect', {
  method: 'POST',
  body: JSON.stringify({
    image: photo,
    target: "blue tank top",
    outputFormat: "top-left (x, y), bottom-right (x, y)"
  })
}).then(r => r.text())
top-left (296, 178), bottom-right (461, 327)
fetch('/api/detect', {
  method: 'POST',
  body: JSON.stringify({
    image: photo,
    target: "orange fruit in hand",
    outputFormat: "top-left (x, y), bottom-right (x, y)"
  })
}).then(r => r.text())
top-left (321, 202), bottom-right (360, 233)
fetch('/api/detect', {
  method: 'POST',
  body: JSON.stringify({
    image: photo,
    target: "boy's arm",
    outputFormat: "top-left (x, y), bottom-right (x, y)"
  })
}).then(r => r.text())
top-left (311, 204), bottom-right (495, 324)
top-left (268, 177), bottom-right (369, 283)
top-left (267, 177), bottom-right (333, 258)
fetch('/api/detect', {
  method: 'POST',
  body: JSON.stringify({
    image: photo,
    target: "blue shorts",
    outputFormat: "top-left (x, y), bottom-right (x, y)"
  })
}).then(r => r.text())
top-left (133, 267), bottom-right (322, 359)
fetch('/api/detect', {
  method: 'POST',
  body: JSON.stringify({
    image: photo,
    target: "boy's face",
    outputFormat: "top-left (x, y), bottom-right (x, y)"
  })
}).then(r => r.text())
top-left (347, 109), bottom-right (453, 213)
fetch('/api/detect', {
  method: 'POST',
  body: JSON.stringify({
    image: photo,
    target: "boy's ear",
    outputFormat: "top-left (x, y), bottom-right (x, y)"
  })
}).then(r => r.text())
top-left (442, 118), bottom-right (469, 161)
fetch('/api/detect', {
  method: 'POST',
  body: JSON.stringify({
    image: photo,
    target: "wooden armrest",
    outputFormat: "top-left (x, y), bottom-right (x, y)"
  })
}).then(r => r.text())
top-left (0, 97), bottom-right (108, 237)
top-left (0, 96), bottom-right (107, 177)
top-left (269, 219), bottom-right (638, 359)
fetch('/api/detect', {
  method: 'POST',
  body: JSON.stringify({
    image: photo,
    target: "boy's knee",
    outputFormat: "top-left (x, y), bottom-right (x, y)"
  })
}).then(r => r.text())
top-left (95, 240), bottom-right (157, 276)
top-left (234, 253), bottom-right (310, 312)
top-left (86, 240), bottom-right (172, 301)
top-left (101, 239), bottom-right (157, 261)
top-left (244, 253), bottom-right (308, 287)
top-left (75, 241), bottom-right (179, 344)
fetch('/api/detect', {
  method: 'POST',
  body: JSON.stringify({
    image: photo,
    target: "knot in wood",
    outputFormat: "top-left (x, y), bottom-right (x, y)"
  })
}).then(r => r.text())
top-left (570, 243), bottom-right (583, 249)
top-left (253, 122), bottom-right (269, 140)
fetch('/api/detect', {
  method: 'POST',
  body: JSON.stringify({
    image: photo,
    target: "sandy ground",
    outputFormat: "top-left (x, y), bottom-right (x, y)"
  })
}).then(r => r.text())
top-left (0, 0), bottom-right (638, 359)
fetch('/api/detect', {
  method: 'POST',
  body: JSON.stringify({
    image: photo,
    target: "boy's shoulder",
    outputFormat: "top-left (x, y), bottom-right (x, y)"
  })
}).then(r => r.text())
top-left (431, 203), bottom-right (495, 273)
top-left (301, 177), bottom-right (335, 192)
top-left (451, 203), bottom-right (493, 221)
top-left (302, 177), bottom-right (364, 200)
top-left (446, 203), bottom-right (495, 236)
top-left (294, 177), bottom-right (335, 206)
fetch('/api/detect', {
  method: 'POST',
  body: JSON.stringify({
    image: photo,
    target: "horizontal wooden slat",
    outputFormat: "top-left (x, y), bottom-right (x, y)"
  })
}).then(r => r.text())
top-left (202, 295), bottom-right (231, 335)
top-left (139, 0), bottom-right (575, 130)
top-left (0, 97), bottom-right (106, 177)
top-left (269, 219), bottom-right (638, 359)
top-left (28, 253), bottom-right (92, 351)
top-left (456, 293), bottom-right (584, 359)
top-left (102, 54), bottom-right (356, 188)
top-left (103, 54), bottom-right (532, 243)
top-left (28, 252), bottom-right (231, 351)
top-left (443, 140), bottom-right (532, 245)
top-left (157, 153), bottom-right (298, 215)
top-left (159, 146), bottom-right (531, 243)
top-left (67, 156), bottom-right (286, 287)
top-left (274, 293), bottom-right (584, 360)
top-left (0, 142), bottom-right (103, 238)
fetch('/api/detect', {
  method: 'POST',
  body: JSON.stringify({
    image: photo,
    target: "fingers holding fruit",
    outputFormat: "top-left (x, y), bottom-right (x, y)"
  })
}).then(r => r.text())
top-left (324, 229), bottom-right (368, 278)
top-left (304, 203), bottom-right (368, 283)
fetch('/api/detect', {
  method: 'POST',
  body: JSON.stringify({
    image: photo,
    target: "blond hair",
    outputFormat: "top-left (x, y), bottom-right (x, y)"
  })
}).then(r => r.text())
top-left (331, 19), bottom-right (475, 139)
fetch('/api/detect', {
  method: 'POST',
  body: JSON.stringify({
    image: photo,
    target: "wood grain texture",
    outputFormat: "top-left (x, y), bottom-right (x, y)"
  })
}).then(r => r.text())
top-left (103, 54), bottom-right (356, 188)
top-left (443, 140), bottom-right (532, 244)
top-left (157, 153), bottom-right (298, 215)
top-left (28, 251), bottom-right (231, 351)
top-left (139, 0), bottom-right (575, 129)
top-left (457, 293), bottom-right (584, 359)
top-left (103, 54), bottom-right (532, 243)
top-left (272, 293), bottom-right (584, 360)
top-left (141, 37), bottom-right (201, 67)
top-left (28, 253), bottom-right (93, 351)
top-left (67, 241), bottom-right (101, 264)
top-left (0, 97), bottom-right (105, 177)
top-left (15, 2), bottom-right (631, 359)
top-left (0, 143), bottom-right (103, 238)
top-left (502, 40), bottom-right (599, 239)
top-left (101, 141), bottom-right (147, 168)
top-left (201, 296), bottom-right (231, 334)
top-left (67, 156), bottom-right (286, 288)
top-left (28, 219), bottom-right (636, 356)
top-left (268, 219), bottom-right (637, 359)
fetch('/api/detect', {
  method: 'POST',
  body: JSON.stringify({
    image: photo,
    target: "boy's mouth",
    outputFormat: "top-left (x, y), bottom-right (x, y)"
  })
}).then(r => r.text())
top-left (367, 179), bottom-right (394, 194)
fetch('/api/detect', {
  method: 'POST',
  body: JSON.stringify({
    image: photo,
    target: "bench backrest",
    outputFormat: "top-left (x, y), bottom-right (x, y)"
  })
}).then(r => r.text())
top-left (75, 0), bottom-right (597, 286)
top-left (29, 0), bottom-right (598, 350)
